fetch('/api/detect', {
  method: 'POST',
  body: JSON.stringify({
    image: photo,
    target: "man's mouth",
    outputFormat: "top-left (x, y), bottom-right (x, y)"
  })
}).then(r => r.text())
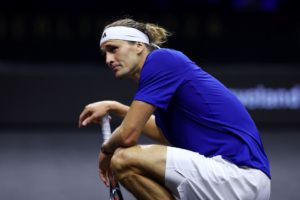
top-left (111, 65), bottom-right (120, 72)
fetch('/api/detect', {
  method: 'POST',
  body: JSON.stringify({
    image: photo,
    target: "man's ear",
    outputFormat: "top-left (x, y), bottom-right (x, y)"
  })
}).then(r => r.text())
top-left (136, 42), bottom-right (146, 54)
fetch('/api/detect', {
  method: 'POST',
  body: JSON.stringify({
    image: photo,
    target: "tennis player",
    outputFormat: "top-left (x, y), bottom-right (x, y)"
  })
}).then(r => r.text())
top-left (79, 18), bottom-right (271, 200)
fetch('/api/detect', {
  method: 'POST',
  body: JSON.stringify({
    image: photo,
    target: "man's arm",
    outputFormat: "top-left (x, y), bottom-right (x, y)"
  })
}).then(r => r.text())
top-left (79, 100), bottom-right (168, 144)
top-left (101, 100), bottom-right (163, 154)
top-left (110, 101), bottom-right (168, 144)
top-left (143, 115), bottom-right (169, 145)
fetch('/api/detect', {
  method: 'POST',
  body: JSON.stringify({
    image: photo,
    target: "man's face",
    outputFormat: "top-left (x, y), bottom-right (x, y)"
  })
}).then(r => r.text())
top-left (101, 40), bottom-right (141, 79)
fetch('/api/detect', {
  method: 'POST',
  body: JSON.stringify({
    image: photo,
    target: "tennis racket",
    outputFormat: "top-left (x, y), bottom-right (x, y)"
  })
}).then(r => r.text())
top-left (101, 114), bottom-right (124, 200)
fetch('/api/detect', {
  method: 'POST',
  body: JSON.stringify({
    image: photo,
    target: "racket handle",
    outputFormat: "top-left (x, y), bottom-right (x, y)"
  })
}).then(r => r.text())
top-left (110, 183), bottom-right (124, 200)
top-left (101, 114), bottom-right (124, 200)
top-left (101, 114), bottom-right (111, 142)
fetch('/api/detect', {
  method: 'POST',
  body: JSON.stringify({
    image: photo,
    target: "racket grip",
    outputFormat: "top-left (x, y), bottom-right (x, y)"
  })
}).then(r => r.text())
top-left (101, 114), bottom-right (111, 142)
top-left (101, 114), bottom-right (124, 200)
top-left (110, 183), bottom-right (124, 200)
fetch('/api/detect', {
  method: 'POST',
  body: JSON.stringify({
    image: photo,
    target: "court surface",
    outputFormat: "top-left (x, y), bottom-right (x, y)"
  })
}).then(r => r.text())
top-left (0, 127), bottom-right (299, 200)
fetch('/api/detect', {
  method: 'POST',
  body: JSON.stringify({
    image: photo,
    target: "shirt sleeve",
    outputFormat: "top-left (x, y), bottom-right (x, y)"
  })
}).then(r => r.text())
top-left (134, 49), bottom-right (186, 110)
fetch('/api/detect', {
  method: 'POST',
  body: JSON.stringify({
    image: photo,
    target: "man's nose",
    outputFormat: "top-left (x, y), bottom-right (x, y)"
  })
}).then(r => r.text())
top-left (106, 53), bottom-right (114, 65)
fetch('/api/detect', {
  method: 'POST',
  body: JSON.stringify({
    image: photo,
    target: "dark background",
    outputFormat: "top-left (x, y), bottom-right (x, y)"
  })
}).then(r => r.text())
top-left (0, 0), bottom-right (299, 63)
top-left (0, 0), bottom-right (299, 199)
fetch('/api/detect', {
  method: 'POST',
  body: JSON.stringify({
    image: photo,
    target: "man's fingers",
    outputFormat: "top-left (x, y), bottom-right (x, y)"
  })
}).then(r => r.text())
top-left (99, 171), bottom-right (110, 187)
top-left (81, 115), bottom-right (94, 126)
top-left (78, 108), bottom-right (91, 127)
top-left (79, 106), bottom-right (90, 119)
top-left (109, 174), bottom-right (118, 188)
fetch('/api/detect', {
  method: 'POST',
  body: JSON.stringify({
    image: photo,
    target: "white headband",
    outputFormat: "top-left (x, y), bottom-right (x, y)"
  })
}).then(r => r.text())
top-left (100, 26), bottom-right (150, 46)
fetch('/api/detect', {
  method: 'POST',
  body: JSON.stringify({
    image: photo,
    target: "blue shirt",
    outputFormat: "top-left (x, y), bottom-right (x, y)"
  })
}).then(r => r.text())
top-left (134, 48), bottom-right (271, 178)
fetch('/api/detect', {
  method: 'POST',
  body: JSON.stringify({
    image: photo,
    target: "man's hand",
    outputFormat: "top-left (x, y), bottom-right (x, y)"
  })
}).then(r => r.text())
top-left (98, 151), bottom-right (117, 187)
top-left (78, 101), bottom-right (111, 128)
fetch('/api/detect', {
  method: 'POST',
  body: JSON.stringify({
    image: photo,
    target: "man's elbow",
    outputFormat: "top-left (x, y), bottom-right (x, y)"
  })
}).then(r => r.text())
top-left (119, 126), bottom-right (139, 147)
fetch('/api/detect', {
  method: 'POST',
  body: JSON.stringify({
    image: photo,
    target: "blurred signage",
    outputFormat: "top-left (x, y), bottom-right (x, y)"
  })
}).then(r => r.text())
top-left (231, 85), bottom-right (300, 110)
top-left (207, 65), bottom-right (300, 126)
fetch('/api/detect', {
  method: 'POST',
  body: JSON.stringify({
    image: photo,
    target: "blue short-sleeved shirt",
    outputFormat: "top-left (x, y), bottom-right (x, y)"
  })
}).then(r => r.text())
top-left (133, 48), bottom-right (271, 178)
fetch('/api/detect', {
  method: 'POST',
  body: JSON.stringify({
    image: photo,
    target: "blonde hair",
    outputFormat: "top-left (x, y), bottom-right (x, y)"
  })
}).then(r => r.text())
top-left (104, 18), bottom-right (170, 49)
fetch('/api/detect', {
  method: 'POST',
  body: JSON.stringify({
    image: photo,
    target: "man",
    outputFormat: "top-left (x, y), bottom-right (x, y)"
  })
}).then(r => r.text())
top-left (79, 18), bottom-right (271, 200)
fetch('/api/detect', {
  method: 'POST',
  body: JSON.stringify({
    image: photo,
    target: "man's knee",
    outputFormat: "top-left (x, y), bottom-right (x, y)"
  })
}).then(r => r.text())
top-left (111, 146), bottom-right (138, 177)
top-left (111, 147), bottom-right (125, 173)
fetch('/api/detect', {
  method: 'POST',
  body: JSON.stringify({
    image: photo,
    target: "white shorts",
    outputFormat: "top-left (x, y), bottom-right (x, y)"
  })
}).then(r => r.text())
top-left (165, 147), bottom-right (271, 200)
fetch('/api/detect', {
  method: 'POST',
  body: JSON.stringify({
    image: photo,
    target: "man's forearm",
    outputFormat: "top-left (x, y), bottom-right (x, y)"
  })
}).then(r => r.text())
top-left (108, 101), bottom-right (130, 118)
top-left (102, 100), bottom-right (156, 154)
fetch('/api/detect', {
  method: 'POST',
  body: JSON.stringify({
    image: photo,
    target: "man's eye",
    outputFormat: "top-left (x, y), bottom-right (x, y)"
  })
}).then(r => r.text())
top-left (108, 47), bottom-right (118, 53)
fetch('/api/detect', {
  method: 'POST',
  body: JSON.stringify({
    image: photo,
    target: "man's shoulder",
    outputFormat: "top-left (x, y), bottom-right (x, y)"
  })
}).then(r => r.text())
top-left (148, 48), bottom-right (188, 64)
top-left (150, 48), bottom-right (181, 57)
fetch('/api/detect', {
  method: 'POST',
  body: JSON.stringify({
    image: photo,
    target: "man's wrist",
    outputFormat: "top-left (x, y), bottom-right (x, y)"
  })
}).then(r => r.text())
top-left (101, 144), bottom-right (114, 155)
